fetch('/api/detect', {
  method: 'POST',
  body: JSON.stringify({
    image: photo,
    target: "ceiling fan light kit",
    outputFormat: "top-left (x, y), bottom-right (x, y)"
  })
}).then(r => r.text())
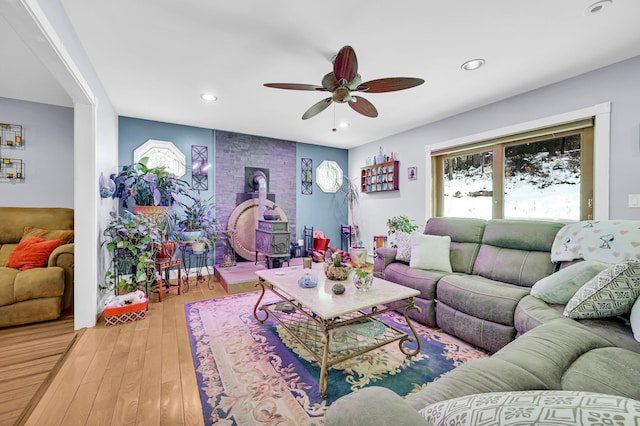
top-left (264, 45), bottom-right (424, 120)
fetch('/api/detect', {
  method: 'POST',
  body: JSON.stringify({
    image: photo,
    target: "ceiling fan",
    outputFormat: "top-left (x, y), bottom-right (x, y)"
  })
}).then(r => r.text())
top-left (264, 45), bottom-right (425, 120)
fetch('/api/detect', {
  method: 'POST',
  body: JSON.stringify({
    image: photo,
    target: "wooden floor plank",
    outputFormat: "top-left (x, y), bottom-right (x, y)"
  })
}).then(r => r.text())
top-left (19, 274), bottom-right (242, 425)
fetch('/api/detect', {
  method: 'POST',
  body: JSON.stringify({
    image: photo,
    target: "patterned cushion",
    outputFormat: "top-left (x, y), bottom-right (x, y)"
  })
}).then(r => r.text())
top-left (419, 390), bottom-right (640, 426)
top-left (21, 226), bottom-right (74, 244)
top-left (394, 231), bottom-right (412, 262)
top-left (631, 296), bottom-right (640, 343)
top-left (564, 260), bottom-right (640, 319)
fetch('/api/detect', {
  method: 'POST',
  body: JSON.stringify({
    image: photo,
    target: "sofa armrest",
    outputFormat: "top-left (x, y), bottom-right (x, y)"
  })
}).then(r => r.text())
top-left (373, 247), bottom-right (398, 277)
top-left (325, 386), bottom-right (426, 426)
top-left (48, 243), bottom-right (74, 310)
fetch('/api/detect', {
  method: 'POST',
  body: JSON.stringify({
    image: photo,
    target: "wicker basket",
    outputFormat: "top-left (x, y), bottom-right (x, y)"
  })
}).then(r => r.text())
top-left (104, 298), bottom-right (148, 326)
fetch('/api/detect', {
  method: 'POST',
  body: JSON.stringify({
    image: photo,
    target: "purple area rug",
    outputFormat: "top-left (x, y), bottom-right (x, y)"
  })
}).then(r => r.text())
top-left (185, 292), bottom-right (488, 425)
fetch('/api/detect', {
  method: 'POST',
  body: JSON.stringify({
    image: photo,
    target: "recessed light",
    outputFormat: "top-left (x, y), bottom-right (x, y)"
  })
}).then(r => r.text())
top-left (586, 0), bottom-right (612, 14)
top-left (339, 121), bottom-right (350, 128)
top-left (200, 93), bottom-right (217, 101)
top-left (461, 59), bottom-right (486, 71)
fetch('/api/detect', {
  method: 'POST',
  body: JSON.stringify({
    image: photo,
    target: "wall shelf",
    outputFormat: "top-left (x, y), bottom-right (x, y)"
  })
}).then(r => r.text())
top-left (0, 158), bottom-right (24, 181)
top-left (0, 123), bottom-right (24, 149)
top-left (361, 160), bottom-right (399, 193)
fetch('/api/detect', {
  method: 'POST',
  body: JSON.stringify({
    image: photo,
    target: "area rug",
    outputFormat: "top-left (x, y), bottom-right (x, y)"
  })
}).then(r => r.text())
top-left (185, 292), bottom-right (488, 425)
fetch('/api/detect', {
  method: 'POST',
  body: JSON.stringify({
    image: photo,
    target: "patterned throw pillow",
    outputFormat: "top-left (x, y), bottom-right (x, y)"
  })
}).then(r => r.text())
top-left (21, 226), bottom-right (74, 244)
top-left (419, 390), bottom-right (640, 426)
top-left (394, 231), bottom-right (412, 262)
top-left (564, 260), bottom-right (640, 319)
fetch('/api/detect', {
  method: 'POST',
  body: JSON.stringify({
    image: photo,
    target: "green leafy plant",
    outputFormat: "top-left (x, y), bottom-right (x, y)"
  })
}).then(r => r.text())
top-left (386, 215), bottom-right (419, 247)
top-left (353, 267), bottom-right (371, 280)
top-left (101, 211), bottom-right (161, 293)
top-left (111, 157), bottom-right (189, 208)
top-left (340, 176), bottom-right (360, 244)
top-left (178, 192), bottom-right (217, 232)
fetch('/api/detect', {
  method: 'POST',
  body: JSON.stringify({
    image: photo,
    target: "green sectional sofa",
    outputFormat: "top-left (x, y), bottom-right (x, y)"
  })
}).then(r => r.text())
top-left (326, 218), bottom-right (640, 425)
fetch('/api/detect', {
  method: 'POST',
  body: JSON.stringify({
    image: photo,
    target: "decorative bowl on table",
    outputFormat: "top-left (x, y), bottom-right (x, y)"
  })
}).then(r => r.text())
top-left (298, 270), bottom-right (318, 288)
top-left (323, 263), bottom-right (351, 281)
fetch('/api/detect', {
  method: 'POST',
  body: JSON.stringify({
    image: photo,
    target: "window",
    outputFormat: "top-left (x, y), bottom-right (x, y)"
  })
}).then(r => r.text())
top-left (133, 139), bottom-right (186, 178)
top-left (434, 120), bottom-right (594, 222)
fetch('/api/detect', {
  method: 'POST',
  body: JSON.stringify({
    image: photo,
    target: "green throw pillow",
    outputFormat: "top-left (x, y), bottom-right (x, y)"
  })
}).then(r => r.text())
top-left (531, 260), bottom-right (610, 304)
top-left (564, 260), bottom-right (640, 319)
top-left (419, 390), bottom-right (640, 426)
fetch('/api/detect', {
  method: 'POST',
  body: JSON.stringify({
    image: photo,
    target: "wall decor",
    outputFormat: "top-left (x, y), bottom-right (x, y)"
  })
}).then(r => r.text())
top-left (191, 145), bottom-right (209, 190)
top-left (408, 166), bottom-right (417, 181)
top-left (360, 160), bottom-right (399, 192)
top-left (0, 123), bottom-right (25, 182)
top-left (301, 158), bottom-right (312, 194)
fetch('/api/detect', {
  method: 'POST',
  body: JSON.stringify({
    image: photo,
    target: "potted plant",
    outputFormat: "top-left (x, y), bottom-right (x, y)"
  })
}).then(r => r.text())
top-left (177, 192), bottom-right (217, 242)
top-left (111, 156), bottom-right (189, 217)
top-left (323, 252), bottom-right (351, 281)
top-left (352, 267), bottom-right (373, 291)
top-left (339, 176), bottom-right (360, 243)
top-left (101, 211), bottom-right (161, 294)
top-left (386, 215), bottom-right (419, 247)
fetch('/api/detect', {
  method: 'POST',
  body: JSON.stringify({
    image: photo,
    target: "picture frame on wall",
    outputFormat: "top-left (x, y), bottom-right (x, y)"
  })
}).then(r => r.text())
top-left (408, 166), bottom-right (417, 181)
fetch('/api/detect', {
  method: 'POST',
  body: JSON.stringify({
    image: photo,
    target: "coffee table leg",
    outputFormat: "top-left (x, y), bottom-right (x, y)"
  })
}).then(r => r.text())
top-left (253, 278), bottom-right (269, 323)
top-left (319, 329), bottom-right (330, 398)
top-left (399, 299), bottom-right (422, 358)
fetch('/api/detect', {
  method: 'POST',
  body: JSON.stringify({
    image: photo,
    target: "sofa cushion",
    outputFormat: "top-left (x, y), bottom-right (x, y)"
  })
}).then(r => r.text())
top-left (384, 262), bottom-right (445, 300)
top-left (410, 234), bottom-right (452, 273)
top-left (395, 231), bottom-right (413, 262)
top-left (564, 260), bottom-right (640, 319)
top-left (514, 295), bottom-right (566, 335)
top-left (437, 275), bottom-right (530, 326)
top-left (419, 390), bottom-right (640, 426)
top-left (6, 237), bottom-right (61, 271)
top-left (474, 245), bottom-right (557, 287)
top-left (561, 347), bottom-right (640, 400)
top-left (531, 260), bottom-right (609, 304)
top-left (21, 226), bottom-right (74, 244)
top-left (0, 267), bottom-right (20, 306)
top-left (14, 267), bottom-right (64, 302)
top-left (425, 217), bottom-right (485, 274)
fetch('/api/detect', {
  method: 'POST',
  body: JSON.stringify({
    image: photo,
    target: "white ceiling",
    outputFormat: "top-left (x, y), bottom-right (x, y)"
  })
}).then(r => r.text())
top-left (2, 1), bottom-right (640, 149)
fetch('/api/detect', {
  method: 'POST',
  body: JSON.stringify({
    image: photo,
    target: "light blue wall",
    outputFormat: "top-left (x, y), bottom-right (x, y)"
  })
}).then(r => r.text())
top-left (118, 116), bottom-right (215, 204)
top-left (296, 143), bottom-right (349, 249)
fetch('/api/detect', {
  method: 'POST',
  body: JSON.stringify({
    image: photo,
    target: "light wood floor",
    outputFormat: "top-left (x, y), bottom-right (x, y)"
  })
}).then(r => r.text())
top-left (25, 277), bottom-right (236, 426)
top-left (0, 315), bottom-right (77, 426)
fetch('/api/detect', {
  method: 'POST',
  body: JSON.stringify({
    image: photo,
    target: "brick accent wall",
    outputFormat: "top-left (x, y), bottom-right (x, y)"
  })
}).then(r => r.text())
top-left (215, 130), bottom-right (296, 263)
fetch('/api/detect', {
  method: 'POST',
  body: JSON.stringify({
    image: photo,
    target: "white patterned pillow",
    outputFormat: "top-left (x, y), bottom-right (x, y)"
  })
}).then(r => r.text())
top-left (630, 296), bottom-right (640, 342)
top-left (419, 390), bottom-right (640, 426)
top-left (564, 260), bottom-right (640, 319)
top-left (394, 231), bottom-right (413, 262)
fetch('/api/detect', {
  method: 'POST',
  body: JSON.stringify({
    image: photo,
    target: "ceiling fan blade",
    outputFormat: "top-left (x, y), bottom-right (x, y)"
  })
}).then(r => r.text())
top-left (302, 98), bottom-right (333, 120)
top-left (333, 46), bottom-right (358, 83)
top-left (356, 77), bottom-right (425, 93)
top-left (264, 83), bottom-right (326, 91)
top-left (321, 73), bottom-right (339, 91)
top-left (349, 96), bottom-right (378, 118)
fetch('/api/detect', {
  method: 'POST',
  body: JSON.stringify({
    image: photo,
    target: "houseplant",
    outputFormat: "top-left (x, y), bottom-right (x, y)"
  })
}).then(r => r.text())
top-left (324, 252), bottom-right (351, 281)
top-left (386, 215), bottom-right (419, 247)
top-left (352, 267), bottom-right (373, 291)
top-left (111, 156), bottom-right (189, 212)
top-left (102, 210), bottom-right (161, 294)
top-left (177, 192), bottom-right (217, 243)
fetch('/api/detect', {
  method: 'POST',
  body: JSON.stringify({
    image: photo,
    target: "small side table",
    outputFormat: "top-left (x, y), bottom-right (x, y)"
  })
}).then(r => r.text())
top-left (153, 258), bottom-right (182, 302)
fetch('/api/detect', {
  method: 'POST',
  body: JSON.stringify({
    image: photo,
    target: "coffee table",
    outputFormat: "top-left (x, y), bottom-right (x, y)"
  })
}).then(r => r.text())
top-left (253, 263), bottom-right (421, 397)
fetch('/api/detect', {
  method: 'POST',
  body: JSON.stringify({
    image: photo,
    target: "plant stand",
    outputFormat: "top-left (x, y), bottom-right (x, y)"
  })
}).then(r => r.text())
top-left (152, 258), bottom-right (182, 302)
top-left (180, 243), bottom-right (214, 290)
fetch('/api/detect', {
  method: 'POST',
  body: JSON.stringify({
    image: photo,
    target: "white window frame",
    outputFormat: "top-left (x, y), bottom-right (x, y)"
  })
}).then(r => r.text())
top-left (425, 103), bottom-right (611, 220)
top-left (133, 139), bottom-right (186, 178)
